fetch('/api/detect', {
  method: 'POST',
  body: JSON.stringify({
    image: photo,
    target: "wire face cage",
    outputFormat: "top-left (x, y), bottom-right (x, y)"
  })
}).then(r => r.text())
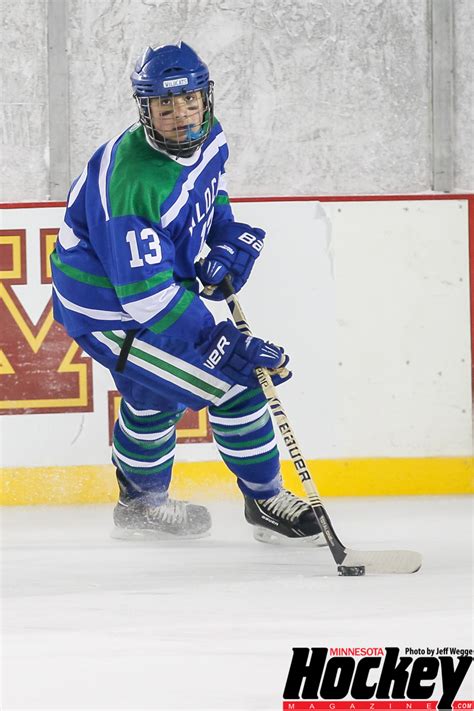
top-left (136, 83), bottom-right (214, 157)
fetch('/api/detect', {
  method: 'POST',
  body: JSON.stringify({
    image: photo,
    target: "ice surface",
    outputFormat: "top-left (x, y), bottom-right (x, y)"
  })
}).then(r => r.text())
top-left (1, 496), bottom-right (473, 710)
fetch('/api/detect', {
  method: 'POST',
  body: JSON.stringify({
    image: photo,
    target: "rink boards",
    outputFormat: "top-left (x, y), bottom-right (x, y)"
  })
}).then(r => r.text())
top-left (0, 195), bottom-right (473, 504)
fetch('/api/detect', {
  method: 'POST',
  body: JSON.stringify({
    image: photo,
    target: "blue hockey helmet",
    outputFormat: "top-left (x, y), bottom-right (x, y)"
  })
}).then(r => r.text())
top-left (131, 41), bottom-right (214, 157)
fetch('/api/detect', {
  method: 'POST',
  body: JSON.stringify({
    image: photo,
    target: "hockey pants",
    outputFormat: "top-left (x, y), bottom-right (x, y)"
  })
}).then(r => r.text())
top-left (75, 328), bottom-right (282, 501)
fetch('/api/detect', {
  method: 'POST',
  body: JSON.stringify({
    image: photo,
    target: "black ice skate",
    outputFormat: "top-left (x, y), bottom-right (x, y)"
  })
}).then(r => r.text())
top-left (112, 494), bottom-right (212, 540)
top-left (244, 489), bottom-right (326, 546)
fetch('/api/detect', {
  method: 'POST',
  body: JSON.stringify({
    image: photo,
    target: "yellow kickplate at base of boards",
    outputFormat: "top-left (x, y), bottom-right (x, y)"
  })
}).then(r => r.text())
top-left (0, 457), bottom-right (472, 505)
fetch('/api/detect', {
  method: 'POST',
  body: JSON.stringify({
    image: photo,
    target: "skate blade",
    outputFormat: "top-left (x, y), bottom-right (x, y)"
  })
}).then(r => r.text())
top-left (252, 527), bottom-right (327, 547)
top-left (111, 526), bottom-right (211, 542)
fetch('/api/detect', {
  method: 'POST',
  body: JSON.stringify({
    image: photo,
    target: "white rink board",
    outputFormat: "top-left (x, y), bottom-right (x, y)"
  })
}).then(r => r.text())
top-left (0, 198), bottom-right (471, 469)
top-left (327, 199), bottom-right (472, 457)
top-left (232, 198), bottom-right (472, 459)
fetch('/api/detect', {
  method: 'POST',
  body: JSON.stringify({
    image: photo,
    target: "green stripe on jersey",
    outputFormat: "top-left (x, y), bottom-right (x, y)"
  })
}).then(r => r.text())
top-left (115, 269), bottom-right (173, 298)
top-left (51, 251), bottom-right (113, 288)
top-left (52, 250), bottom-right (173, 299)
top-left (103, 330), bottom-right (226, 399)
top-left (180, 278), bottom-right (196, 290)
top-left (215, 195), bottom-right (230, 205)
top-left (108, 126), bottom-right (183, 223)
top-left (148, 290), bottom-right (195, 334)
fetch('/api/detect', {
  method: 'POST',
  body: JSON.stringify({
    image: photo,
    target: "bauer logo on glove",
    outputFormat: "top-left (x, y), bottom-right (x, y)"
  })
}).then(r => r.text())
top-left (198, 320), bottom-right (292, 388)
top-left (204, 333), bottom-right (231, 369)
top-left (196, 221), bottom-right (265, 300)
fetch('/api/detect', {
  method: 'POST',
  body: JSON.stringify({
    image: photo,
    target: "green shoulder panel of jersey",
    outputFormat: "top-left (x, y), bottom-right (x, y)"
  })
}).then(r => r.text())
top-left (108, 125), bottom-right (183, 224)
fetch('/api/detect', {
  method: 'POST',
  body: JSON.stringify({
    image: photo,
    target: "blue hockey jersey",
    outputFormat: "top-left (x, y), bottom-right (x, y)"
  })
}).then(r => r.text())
top-left (51, 119), bottom-right (234, 342)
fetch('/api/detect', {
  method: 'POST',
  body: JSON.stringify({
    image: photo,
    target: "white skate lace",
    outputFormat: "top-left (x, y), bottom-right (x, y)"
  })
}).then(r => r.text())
top-left (148, 499), bottom-right (187, 525)
top-left (259, 490), bottom-right (309, 522)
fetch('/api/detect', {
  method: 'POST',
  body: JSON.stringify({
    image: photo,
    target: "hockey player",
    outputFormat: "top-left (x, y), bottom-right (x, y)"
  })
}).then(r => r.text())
top-left (51, 41), bottom-right (323, 545)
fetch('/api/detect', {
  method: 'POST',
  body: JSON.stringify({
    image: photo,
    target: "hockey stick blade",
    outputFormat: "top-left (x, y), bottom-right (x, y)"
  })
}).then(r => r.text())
top-left (314, 504), bottom-right (422, 575)
top-left (339, 548), bottom-right (422, 575)
top-left (217, 275), bottom-right (422, 577)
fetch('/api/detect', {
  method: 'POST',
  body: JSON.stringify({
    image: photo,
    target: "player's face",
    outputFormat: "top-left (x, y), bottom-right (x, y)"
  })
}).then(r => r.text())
top-left (150, 91), bottom-right (205, 143)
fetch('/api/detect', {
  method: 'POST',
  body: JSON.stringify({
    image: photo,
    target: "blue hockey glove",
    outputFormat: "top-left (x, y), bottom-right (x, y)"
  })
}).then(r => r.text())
top-left (198, 320), bottom-right (292, 388)
top-left (197, 221), bottom-right (265, 300)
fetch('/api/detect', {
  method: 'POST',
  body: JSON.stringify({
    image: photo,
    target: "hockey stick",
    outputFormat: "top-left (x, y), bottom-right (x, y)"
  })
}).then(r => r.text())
top-left (216, 276), bottom-right (422, 576)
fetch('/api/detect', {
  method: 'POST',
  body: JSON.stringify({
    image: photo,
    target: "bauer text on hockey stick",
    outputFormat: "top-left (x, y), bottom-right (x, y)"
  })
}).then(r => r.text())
top-left (217, 274), bottom-right (422, 576)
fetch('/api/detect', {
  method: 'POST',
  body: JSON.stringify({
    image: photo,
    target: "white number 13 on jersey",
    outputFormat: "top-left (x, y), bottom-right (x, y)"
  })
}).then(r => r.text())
top-left (126, 228), bottom-right (162, 267)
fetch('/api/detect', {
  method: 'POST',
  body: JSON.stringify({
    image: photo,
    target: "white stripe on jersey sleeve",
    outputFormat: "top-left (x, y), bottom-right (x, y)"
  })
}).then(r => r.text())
top-left (217, 171), bottom-right (228, 193)
top-left (122, 284), bottom-right (180, 323)
top-left (53, 284), bottom-right (132, 321)
top-left (161, 131), bottom-right (227, 229)
top-left (58, 221), bottom-right (81, 249)
top-left (98, 133), bottom-right (123, 221)
top-left (68, 165), bottom-right (88, 207)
